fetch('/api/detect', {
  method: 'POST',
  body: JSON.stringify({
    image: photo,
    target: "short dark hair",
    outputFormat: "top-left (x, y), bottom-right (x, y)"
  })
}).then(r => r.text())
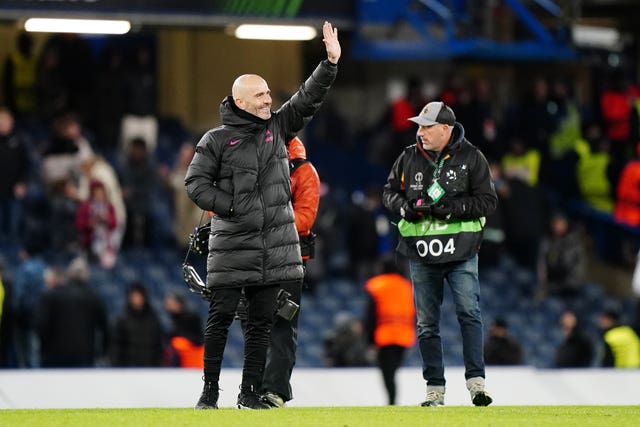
top-left (129, 281), bottom-right (148, 297)
top-left (492, 318), bottom-right (508, 329)
top-left (602, 309), bottom-right (620, 323)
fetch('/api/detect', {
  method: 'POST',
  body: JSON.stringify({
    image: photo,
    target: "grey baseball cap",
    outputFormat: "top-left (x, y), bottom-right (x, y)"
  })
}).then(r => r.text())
top-left (409, 101), bottom-right (456, 126)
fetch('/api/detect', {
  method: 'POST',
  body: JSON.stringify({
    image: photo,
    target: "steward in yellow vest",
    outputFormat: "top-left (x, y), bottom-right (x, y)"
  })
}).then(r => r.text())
top-left (600, 309), bottom-right (640, 368)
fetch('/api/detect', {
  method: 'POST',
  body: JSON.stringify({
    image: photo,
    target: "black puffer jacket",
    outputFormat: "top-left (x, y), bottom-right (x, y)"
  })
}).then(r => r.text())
top-left (185, 60), bottom-right (337, 288)
top-left (383, 123), bottom-right (497, 262)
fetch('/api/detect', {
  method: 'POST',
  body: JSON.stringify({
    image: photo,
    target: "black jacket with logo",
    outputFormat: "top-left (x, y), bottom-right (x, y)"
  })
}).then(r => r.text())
top-left (185, 60), bottom-right (337, 288)
top-left (383, 122), bottom-right (497, 261)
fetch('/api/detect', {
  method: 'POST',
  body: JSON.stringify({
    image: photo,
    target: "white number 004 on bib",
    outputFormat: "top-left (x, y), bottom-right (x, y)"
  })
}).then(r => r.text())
top-left (397, 217), bottom-right (486, 263)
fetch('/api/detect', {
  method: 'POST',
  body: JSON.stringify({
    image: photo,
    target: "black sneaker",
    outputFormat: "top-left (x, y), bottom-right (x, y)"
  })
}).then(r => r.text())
top-left (195, 381), bottom-right (219, 410)
top-left (467, 378), bottom-right (492, 407)
top-left (237, 386), bottom-right (271, 410)
top-left (471, 390), bottom-right (493, 407)
top-left (262, 391), bottom-right (286, 408)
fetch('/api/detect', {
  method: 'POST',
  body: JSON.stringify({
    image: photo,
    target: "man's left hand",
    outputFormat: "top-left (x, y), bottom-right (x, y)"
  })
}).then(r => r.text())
top-left (431, 203), bottom-right (452, 220)
top-left (322, 21), bottom-right (341, 64)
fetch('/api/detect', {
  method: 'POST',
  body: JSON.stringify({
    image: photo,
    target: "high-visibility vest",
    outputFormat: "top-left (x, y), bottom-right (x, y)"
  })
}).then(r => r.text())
top-left (634, 99), bottom-right (640, 141)
top-left (169, 336), bottom-right (204, 368)
top-left (550, 102), bottom-right (581, 159)
top-left (501, 148), bottom-right (541, 187)
top-left (575, 138), bottom-right (613, 213)
top-left (9, 50), bottom-right (38, 114)
top-left (365, 273), bottom-right (416, 348)
top-left (604, 326), bottom-right (640, 368)
top-left (0, 279), bottom-right (5, 327)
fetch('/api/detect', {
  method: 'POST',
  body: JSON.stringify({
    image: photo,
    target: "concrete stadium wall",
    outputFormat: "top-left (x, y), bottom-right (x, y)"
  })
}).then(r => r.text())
top-left (1, 367), bottom-right (639, 409)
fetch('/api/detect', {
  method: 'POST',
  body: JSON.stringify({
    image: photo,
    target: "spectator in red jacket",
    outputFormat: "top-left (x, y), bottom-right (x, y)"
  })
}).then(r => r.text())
top-left (75, 179), bottom-right (118, 268)
top-left (600, 71), bottom-right (635, 188)
top-left (614, 143), bottom-right (640, 227)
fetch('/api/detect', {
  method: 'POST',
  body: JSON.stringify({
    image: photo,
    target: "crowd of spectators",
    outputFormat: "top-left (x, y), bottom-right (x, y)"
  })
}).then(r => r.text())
top-left (1, 30), bottom-right (640, 370)
top-left (0, 253), bottom-right (205, 368)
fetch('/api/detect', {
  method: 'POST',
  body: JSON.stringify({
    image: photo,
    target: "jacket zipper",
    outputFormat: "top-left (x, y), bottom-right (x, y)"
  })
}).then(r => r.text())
top-left (257, 140), bottom-right (267, 284)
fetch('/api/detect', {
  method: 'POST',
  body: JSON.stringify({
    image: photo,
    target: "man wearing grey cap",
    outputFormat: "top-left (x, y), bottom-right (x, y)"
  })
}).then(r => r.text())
top-left (383, 101), bottom-right (497, 407)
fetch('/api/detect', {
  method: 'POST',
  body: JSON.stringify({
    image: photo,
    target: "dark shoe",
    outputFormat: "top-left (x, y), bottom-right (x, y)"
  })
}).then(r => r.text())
top-left (471, 390), bottom-right (493, 407)
top-left (262, 391), bottom-right (286, 408)
top-left (237, 386), bottom-right (271, 410)
top-left (467, 377), bottom-right (492, 406)
top-left (195, 381), bottom-right (219, 410)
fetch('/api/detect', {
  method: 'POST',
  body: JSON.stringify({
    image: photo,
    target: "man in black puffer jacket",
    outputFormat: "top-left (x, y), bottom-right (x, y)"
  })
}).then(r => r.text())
top-left (186, 21), bottom-right (340, 410)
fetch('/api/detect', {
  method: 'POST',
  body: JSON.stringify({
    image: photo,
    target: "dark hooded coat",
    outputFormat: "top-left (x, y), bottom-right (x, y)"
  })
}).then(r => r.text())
top-left (185, 60), bottom-right (337, 288)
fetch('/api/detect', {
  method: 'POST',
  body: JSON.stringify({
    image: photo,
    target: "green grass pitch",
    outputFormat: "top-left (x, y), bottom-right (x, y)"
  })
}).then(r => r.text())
top-left (2, 406), bottom-right (639, 427)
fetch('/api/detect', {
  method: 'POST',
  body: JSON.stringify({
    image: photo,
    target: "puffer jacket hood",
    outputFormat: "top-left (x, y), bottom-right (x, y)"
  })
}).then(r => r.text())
top-left (185, 60), bottom-right (337, 288)
top-left (287, 136), bottom-right (307, 160)
top-left (220, 95), bottom-right (269, 127)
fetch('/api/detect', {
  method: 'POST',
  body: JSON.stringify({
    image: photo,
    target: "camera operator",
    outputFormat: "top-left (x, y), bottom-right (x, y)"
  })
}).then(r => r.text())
top-left (234, 135), bottom-right (319, 408)
top-left (185, 22), bottom-right (340, 410)
top-left (261, 135), bottom-right (320, 408)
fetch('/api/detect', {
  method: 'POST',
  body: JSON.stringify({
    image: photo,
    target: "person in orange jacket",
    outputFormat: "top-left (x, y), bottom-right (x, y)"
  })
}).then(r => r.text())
top-left (163, 291), bottom-right (204, 368)
top-left (261, 135), bottom-right (321, 407)
top-left (614, 143), bottom-right (640, 226)
top-left (364, 257), bottom-right (416, 405)
top-left (287, 136), bottom-right (321, 261)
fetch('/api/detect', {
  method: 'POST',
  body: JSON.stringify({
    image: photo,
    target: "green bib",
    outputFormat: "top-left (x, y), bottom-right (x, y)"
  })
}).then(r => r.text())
top-left (397, 217), bottom-right (486, 263)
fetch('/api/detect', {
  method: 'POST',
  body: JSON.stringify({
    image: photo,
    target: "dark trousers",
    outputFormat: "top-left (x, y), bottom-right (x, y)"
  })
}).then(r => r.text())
top-left (378, 345), bottom-right (407, 405)
top-left (261, 281), bottom-right (302, 401)
top-left (204, 285), bottom-right (279, 388)
top-left (0, 196), bottom-right (23, 241)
